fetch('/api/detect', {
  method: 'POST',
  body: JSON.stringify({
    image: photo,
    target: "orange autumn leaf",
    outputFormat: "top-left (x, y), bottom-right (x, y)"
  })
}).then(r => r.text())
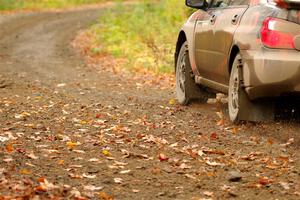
top-left (267, 138), bottom-right (274, 145)
top-left (99, 192), bottom-right (114, 200)
top-left (232, 127), bottom-right (238, 134)
top-left (5, 143), bottom-right (14, 153)
top-left (20, 169), bottom-right (31, 175)
top-left (58, 160), bottom-right (65, 165)
top-left (37, 177), bottom-right (45, 183)
top-left (35, 185), bottom-right (47, 192)
top-left (66, 141), bottom-right (80, 150)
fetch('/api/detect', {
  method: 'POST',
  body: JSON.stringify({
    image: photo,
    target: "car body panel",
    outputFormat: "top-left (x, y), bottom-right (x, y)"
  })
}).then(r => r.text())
top-left (179, 10), bottom-right (205, 76)
top-left (195, 6), bottom-right (248, 85)
top-left (243, 48), bottom-right (300, 99)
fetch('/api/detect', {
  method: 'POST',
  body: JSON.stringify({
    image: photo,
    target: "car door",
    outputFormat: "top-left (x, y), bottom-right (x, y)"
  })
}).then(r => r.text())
top-left (194, 0), bottom-right (249, 85)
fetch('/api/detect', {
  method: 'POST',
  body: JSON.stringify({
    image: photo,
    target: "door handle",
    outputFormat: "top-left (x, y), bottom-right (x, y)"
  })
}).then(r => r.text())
top-left (210, 14), bottom-right (217, 24)
top-left (231, 14), bottom-right (239, 25)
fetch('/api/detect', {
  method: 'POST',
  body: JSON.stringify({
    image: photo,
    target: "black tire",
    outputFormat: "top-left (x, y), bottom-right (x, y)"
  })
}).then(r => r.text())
top-left (228, 53), bottom-right (275, 122)
top-left (228, 53), bottom-right (245, 122)
top-left (175, 41), bottom-right (207, 105)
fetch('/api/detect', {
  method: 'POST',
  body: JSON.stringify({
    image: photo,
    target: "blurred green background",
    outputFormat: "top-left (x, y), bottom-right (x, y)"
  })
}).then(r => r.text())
top-left (0, 0), bottom-right (109, 10)
top-left (0, 0), bottom-right (192, 74)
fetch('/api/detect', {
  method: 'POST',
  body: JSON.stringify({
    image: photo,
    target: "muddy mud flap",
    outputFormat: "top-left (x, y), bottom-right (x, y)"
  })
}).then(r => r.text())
top-left (238, 88), bottom-right (275, 122)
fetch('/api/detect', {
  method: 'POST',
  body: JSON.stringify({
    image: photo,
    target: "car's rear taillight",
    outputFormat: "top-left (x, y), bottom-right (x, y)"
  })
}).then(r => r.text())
top-left (260, 17), bottom-right (297, 49)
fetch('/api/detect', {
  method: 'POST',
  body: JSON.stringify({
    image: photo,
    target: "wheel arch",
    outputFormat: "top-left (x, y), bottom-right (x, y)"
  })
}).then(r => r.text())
top-left (175, 31), bottom-right (187, 72)
top-left (228, 45), bottom-right (240, 74)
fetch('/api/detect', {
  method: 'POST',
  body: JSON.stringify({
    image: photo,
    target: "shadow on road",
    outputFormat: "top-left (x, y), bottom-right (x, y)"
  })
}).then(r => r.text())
top-left (275, 96), bottom-right (300, 122)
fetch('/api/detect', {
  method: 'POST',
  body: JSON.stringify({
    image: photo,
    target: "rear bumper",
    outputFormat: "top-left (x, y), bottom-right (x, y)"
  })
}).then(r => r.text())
top-left (242, 48), bottom-right (300, 100)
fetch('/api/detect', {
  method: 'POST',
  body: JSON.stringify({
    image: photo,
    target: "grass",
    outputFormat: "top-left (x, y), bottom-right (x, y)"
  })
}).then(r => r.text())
top-left (0, 0), bottom-right (113, 10)
top-left (88, 0), bottom-right (192, 74)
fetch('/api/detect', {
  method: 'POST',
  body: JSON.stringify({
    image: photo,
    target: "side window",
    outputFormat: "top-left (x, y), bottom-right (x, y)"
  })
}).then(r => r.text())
top-left (210, 0), bottom-right (231, 8)
top-left (229, 0), bottom-right (250, 6)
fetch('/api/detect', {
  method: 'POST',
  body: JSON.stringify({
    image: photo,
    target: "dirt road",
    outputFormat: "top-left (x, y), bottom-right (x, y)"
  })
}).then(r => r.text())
top-left (0, 7), bottom-right (300, 199)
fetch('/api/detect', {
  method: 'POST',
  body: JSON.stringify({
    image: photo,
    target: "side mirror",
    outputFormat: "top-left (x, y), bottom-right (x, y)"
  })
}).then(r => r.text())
top-left (185, 0), bottom-right (207, 9)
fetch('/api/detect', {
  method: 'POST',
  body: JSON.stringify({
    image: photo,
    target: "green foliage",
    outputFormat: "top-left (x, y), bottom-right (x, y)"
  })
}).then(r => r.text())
top-left (0, 0), bottom-right (108, 10)
top-left (91, 0), bottom-right (191, 74)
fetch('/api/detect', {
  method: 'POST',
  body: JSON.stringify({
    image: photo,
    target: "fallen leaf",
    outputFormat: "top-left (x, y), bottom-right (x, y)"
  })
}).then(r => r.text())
top-left (20, 169), bottom-right (31, 175)
top-left (57, 83), bottom-right (66, 87)
top-left (83, 173), bottom-right (96, 179)
top-left (158, 153), bottom-right (169, 161)
top-left (169, 98), bottom-right (175, 105)
top-left (58, 160), bottom-right (65, 165)
top-left (119, 170), bottom-right (131, 174)
top-left (232, 127), bottom-right (238, 134)
top-left (5, 143), bottom-right (14, 153)
top-left (203, 191), bottom-right (214, 197)
top-left (35, 185), bottom-right (47, 192)
top-left (178, 163), bottom-right (192, 169)
top-left (37, 177), bottom-right (45, 183)
top-left (66, 141), bottom-right (81, 150)
top-left (99, 192), bottom-right (113, 200)
top-left (185, 174), bottom-right (196, 180)
top-left (89, 158), bottom-right (100, 162)
top-left (84, 185), bottom-right (103, 191)
top-left (0, 136), bottom-right (9, 142)
top-left (279, 182), bottom-right (290, 190)
top-left (186, 149), bottom-right (197, 159)
top-left (102, 149), bottom-right (111, 157)
top-left (69, 173), bottom-right (83, 179)
top-left (198, 150), bottom-right (204, 157)
top-left (202, 149), bottom-right (225, 155)
top-left (26, 152), bottom-right (38, 159)
top-left (217, 119), bottom-right (225, 126)
top-left (114, 177), bottom-right (123, 184)
top-left (258, 177), bottom-right (272, 186)
top-left (205, 160), bottom-right (223, 166)
top-left (267, 138), bottom-right (273, 145)
top-left (210, 132), bottom-right (218, 140)
top-left (3, 157), bottom-right (13, 162)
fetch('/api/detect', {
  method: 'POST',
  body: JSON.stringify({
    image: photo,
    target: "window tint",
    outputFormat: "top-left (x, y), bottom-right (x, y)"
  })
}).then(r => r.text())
top-left (229, 0), bottom-right (250, 6)
top-left (210, 0), bottom-right (231, 8)
top-left (210, 0), bottom-right (249, 7)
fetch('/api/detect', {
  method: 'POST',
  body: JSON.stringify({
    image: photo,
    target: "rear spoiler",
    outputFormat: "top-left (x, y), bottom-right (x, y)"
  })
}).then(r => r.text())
top-left (274, 0), bottom-right (300, 9)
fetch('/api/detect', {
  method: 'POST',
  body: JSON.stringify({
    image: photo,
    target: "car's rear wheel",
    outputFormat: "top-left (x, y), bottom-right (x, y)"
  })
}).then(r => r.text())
top-left (228, 53), bottom-right (247, 122)
top-left (228, 53), bottom-right (276, 123)
top-left (176, 41), bottom-right (207, 105)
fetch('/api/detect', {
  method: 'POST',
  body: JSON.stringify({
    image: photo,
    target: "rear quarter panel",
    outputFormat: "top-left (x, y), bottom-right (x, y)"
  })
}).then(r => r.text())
top-left (233, 2), bottom-right (281, 87)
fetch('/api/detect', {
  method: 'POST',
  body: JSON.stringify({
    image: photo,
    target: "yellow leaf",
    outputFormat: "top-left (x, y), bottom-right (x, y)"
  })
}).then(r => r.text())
top-left (66, 141), bottom-right (80, 150)
top-left (20, 169), bottom-right (31, 175)
top-left (80, 120), bottom-right (87, 125)
top-left (102, 150), bottom-right (111, 157)
top-left (169, 98), bottom-right (175, 105)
